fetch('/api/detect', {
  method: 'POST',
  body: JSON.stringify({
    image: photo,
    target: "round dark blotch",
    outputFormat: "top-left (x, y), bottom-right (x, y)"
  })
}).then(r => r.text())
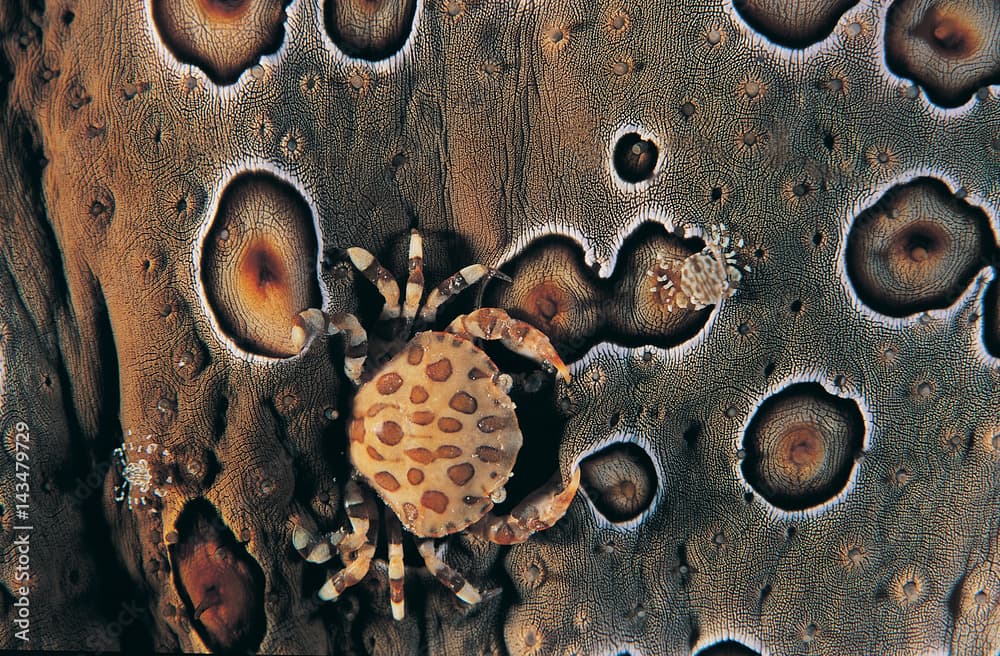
top-left (376, 372), bottom-right (404, 395)
top-left (376, 420), bottom-right (404, 446)
top-left (411, 410), bottom-right (435, 425)
top-left (405, 447), bottom-right (435, 465)
top-left (449, 391), bottom-right (478, 414)
top-left (613, 132), bottom-right (659, 183)
top-left (476, 445), bottom-right (502, 463)
top-left (324, 0), bottom-right (417, 61)
top-left (580, 442), bottom-right (657, 522)
top-left (410, 385), bottom-right (429, 404)
top-left (426, 358), bottom-right (453, 382)
top-left (152, 0), bottom-right (291, 85)
top-left (732, 0), bottom-right (859, 48)
top-left (846, 177), bottom-right (995, 317)
top-left (886, 1), bottom-right (1000, 107)
top-left (374, 471), bottom-right (400, 492)
top-left (436, 445), bottom-right (462, 458)
top-left (200, 172), bottom-right (320, 357)
top-left (420, 490), bottom-right (449, 514)
top-left (438, 417), bottom-right (463, 433)
top-left (694, 641), bottom-right (761, 656)
top-left (483, 237), bottom-right (601, 361)
top-left (447, 463), bottom-right (475, 486)
top-left (477, 416), bottom-right (507, 433)
top-left (169, 499), bottom-right (265, 653)
top-left (741, 383), bottom-right (864, 511)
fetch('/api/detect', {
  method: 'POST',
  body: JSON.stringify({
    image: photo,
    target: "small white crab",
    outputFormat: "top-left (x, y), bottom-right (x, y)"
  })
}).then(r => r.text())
top-left (647, 222), bottom-right (748, 311)
top-left (113, 429), bottom-right (171, 512)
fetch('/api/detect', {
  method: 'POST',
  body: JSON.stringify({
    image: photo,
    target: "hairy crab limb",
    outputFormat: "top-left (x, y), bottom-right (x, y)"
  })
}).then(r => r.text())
top-left (467, 467), bottom-right (581, 545)
top-left (291, 309), bottom-right (368, 384)
top-left (446, 307), bottom-right (571, 382)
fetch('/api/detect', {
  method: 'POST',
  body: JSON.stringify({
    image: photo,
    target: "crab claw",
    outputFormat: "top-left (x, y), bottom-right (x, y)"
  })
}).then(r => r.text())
top-left (467, 467), bottom-right (581, 545)
top-left (446, 308), bottom-right (571, 383)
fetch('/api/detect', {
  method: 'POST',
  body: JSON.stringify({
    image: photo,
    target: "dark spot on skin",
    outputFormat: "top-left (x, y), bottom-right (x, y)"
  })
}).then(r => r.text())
top-left (376, 373), bottom-right (404, 395)
top-left (476, 446), bottom-right (502, 462)
top-left (421, 490), bottom-right (449, 513)
top-left (407, 345), bottom-right (424, 365)
top-left (376, 420), bottom-right (404, 445)
top-left (410, 385), bottom-right (429, 403)
top-left (438, 417), bottom-right (463, 433)
top-left (411, 410), bottom-right (435, 425)
top-left (406, 448), bottom-right (435, 464)
top-left (436, 445), bottom-right (462, 458)
top-left (407, 468), bottom-right (424, 485)
top-left (426, 358), bottom-right (453, 381)
top-left (477, 416), bottom-right (507, 433)
top-left (366, 446), bottom-right (384, 461)
top-left (469, 367), bottom-right (489, 380)
top-left (374, 471), bottom-right (401, 491)
top-left (449, 391), bottom-right (478, 414)
top-left (448, 463), bottom-right (475, 486)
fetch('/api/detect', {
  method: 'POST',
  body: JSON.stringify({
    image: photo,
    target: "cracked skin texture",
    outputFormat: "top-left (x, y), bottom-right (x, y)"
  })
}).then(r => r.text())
top-left (0, 1), bottom-right (999, 655)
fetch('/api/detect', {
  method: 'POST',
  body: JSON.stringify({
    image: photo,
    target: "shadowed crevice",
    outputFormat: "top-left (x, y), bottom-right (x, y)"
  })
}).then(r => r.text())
top-left (170, 499), bottom-right (266, 653)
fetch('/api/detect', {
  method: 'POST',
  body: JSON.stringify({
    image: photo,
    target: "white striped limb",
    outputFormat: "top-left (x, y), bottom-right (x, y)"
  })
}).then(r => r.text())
top-left (416, 540), bottom-right (482, 606)
top-left (291, 309), bottom-right (369, 384)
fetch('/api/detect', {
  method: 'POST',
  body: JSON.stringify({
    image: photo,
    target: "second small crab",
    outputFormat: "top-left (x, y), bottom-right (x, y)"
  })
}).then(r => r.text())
top-left (291, 230), bottom-right (580, 620)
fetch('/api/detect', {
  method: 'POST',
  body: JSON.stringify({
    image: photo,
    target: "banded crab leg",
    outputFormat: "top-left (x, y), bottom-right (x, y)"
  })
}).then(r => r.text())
top-left (446, 307), bottom-right (571, 382)
top-left (291, 310), bottom-right (369, 385)
top-left (467, 467), bottom-right (581, 545)
top-left (345, 246), bottom-right (401, 319)
top-left (416, 540), bottom-right (483, 606)
top-left (420, 265), bottom-right (511, 323)
top-left (402, 230), bottom-right (424, 324)
top-left (385, 510), bottom-right (406, 620)
top-left (293, 480), bottom-right (378, 602)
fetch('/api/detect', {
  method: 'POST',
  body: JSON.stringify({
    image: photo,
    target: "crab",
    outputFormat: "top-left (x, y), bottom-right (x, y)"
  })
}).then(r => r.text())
top-left (648, 222), bottom-right (748, 311)
top-left (289, 230), bottom-right (581, 620)
top-left (113, 429), bottom-right (172, 512)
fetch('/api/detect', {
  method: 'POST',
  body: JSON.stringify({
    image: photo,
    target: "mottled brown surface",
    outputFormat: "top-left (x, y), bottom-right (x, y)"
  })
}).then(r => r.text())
top-left (1, 0), bottom-right (999, 654)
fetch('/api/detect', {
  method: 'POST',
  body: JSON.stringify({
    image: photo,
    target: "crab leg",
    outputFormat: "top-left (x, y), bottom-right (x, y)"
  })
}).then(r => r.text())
top-left (319, 481), bottom-right (378, 601)
top-left (385, 510), bottom-right (406, 620)
top-left (420, 265), bottom-right (511, 323)
top-left (402, 230), bottom-right (424, 323)
top-left (346, 246), bottom-right (401, 319)
top-left (467, 467), bottom-right (581, 545)
top-left (446, 308), bottom-right (571, 382)
top-left (292, 524), bottom-right (347, 564)
top-left (416, 540), bottom-right (482, 605)
top-left (291, 309), bottom-right (368, 384)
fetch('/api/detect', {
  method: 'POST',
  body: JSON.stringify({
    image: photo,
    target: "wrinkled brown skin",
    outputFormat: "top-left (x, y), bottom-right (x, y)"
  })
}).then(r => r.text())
top-left (2, 0), bottom-right (1000, 655)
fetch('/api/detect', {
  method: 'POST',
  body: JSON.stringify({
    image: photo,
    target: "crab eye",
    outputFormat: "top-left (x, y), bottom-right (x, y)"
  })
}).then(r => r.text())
top-left (489, 487), bottom-right (507, 504)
